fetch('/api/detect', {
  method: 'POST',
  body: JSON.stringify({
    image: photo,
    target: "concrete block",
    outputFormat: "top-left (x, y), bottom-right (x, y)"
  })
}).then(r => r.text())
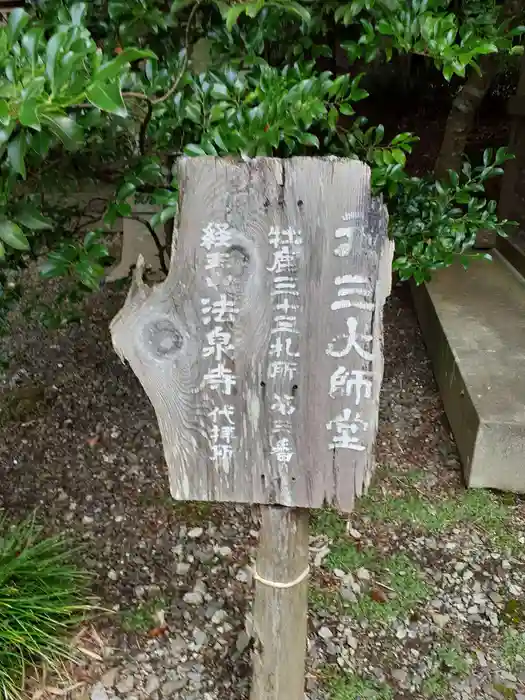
top-left (106, 216), bottom-right (166, 282)
top-left (106, 197), bottom-right (170, 282)
top-left (474, 228), bottom-right (497, 249)
top-left (412, 253), bottom-right (525, 492)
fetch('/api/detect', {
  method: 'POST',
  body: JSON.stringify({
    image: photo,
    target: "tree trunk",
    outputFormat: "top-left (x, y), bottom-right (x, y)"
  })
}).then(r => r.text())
top-left (434, 55), bottom-right (499, 179)
top-left (499, 52), bottom-right (525, 221)
top-left (434, 0), bottom-right (523, 180)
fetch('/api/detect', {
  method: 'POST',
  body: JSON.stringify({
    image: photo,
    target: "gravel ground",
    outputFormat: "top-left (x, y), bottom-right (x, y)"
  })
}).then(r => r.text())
top-left (1, 278), bottom-right (525, 700)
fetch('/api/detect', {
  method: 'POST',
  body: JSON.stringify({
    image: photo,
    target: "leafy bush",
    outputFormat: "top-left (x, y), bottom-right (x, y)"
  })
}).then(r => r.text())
top-left (0, 0), bottom-right (522, 320)
top-left (389, 147), bottom-right (515, 282)
top-left (0, 517), bottom-right (91, 700)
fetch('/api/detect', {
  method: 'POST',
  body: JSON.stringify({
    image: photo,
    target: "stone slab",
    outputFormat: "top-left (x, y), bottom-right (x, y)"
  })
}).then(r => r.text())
top-left (412, 253), bottom-right (525, 492)
top-left (497, 232), bottom-right (525, 279)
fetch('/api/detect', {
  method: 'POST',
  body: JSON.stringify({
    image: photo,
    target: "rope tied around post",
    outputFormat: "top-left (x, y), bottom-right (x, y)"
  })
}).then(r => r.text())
top-left (251, 565), bottom-right (310, 589)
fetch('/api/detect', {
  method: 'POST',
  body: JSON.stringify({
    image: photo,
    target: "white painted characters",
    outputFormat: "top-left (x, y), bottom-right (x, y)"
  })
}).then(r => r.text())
top-left (271, 393), bottom-right (296, 416)
top-left (329, 368), bottom-right (373, 403)
top-left (326, 316), bottom-right (374, 362)
top-left (201, 295), bottom-right (239, 326)
top-left (201, 221), bottom-right (232, 251)
top-left (331, 275), bottom-right (374, 312)
top-left (203, 326), bottom-right (233, 362)
top-left (326, 213), bottom-right (376, 452)
top-left (327, 408), bottom-right (368, 451)
top-left (271, 436), bottom-right (295, 464)
top-left (203, 363), bottom-right (236, 396)
top-left (267, 226), bottom-right (302, 468)
top-left (268, 361), bottom-right (298, 381)
top-left (200, 222), bottom-right (240, 469)
top-left (335, 213), bottom-right (365, 258)
top-left (201, 222), bottom-right (233, 290)
top-left (268, 226), bottom-right (302, 250)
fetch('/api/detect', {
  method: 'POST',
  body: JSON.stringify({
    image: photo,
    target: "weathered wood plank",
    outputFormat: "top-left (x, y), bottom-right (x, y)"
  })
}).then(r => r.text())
top-left (250, 506), bottom-right (309, 700)
top-left (111, 157), bottom-right (393, 512)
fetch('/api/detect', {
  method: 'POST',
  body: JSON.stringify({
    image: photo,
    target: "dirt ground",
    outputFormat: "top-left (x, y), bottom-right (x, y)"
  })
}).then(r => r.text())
top-left (1, 272), bottom-right (525, 700)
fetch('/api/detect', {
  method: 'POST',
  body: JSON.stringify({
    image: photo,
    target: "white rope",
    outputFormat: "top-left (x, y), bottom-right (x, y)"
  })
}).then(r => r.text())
top-left (251, 565), bottom-right (310, 589)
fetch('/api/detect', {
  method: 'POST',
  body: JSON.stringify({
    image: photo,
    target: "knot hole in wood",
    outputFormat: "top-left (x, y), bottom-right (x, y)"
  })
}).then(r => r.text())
top-left (222, 243), bottom-right (251, 297)
top-left (144, 318), bottom-right (183, 358)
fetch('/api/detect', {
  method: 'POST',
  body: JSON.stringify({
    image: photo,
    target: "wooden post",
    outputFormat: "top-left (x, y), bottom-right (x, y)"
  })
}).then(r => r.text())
top-left (251, 507), bottom-right (309, 700)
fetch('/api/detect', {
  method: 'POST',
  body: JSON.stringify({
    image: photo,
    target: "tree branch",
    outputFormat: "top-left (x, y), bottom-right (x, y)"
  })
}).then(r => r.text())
top-left (127, 216), bottom-right (169, 276)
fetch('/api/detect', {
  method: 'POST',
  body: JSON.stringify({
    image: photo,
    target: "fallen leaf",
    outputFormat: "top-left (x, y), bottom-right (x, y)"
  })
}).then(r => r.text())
top-left (370, 587), bottom-right (388, 603)
top-left (47, 684), bottom-right (85, 696)
top-left (155, 608), bottom-right (166, 627)
top-left (77, 646), bottom-right (103, 661)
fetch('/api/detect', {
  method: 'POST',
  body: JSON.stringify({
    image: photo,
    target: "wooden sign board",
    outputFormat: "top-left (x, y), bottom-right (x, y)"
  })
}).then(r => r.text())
top-left (111, 157), bottom-right (393, 513)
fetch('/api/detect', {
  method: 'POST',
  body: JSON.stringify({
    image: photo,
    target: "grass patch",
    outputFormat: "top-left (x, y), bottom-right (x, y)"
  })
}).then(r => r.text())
top-left (320, 536), bottom-right (431, 625)
top-left (501, 629), bottom-right (525, 673)
top-left (422, 642), bottom-right (470, 698)
top-left (324, 541), bottom-right (375, 573)
top-left (121, 598), bottom-right (166, 633)
top-left (308, 585), bottom-right (346, 615)
top-left (323, 668), bottom-right (394, 700)
top-left (172, 501), bottom-right (215, 522)
top-left (349, 553), bottom-right (431, 624)
top-left (310, 509), bottom-right (347, 539)
top-left (0, 517), bottom-right (92, 700)
top-left (358, 482), bottom-right (516, 548)
top-left (313, 498), bottom-right (433, 625)
top-left (313, 491), bottom-right (434, 623)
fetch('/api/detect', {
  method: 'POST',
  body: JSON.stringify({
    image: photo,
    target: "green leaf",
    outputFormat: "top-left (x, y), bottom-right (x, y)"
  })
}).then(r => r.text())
top-left (447, 169), bottom-right (459, 187)
top-left (85, 242), bottom-right (109, 260)
top-left (285, 1), bottom-right (311, 23)
top-left (495, 147), bottom-right (510, 166)
top-left (185, 101), bottom-right (201, 123)
top-left (0, 218), bottom-right (29, 250)
top-left (84, 230), bottom-right (101, 248)
top-left (443, 63), bottom-right (454, 82)
top-left (211, 82), bottom-right (229, 99)
top-left (117, 181), bottom-right (136, 200)
top-left (7, 134), bottom-right (26, 178)
top-left (0, 100), bottom-right (8, 123)
top-left (40, 257), bottom-right (69, 278)
top-left (86, 81), bottom-right (127, 117)
top-left (0, 240), bottom-right (4, 258)
top-left (19, 98), bottom-right (41, 129)
top-left (339, 103), bottom-right (355, 116)
top-left (390, 148), bottom-right (405, 165)
top-left (226, 5), bottom-right (246, 31)
top-left (70, 2), bottom-right (87, 25)
top-left (12, 204), bottom-right (52, 231)
top-left (377, 19), bottom-right (392, 35)
top-left (74, 258), bottom-right (104, 290)
top-left (184, 143), bottom-right (207, 156)
top-left (299, 133), bottom-right (320, 148)
top-left (95, 48), bottom-right (156, 83)
top-left (350, 87), bottom-right (368, 101)
top-left (41, 115), bottom-right (83, 150)
top-left (21, 28), bottom-right (44, 71)
top-left (476, 42), bottom-right (498, 55)
top-left (159, 206), bottom-right (177, 224)
top-left (7, 8), bottom-right (29, 45)
top-left (46, 32), bottom-right (66, 92)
